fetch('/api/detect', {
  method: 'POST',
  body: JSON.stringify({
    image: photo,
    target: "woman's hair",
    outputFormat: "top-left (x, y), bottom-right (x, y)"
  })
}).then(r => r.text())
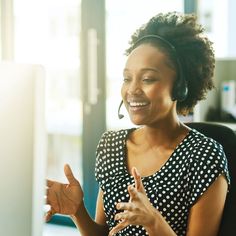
top-left (125, 12), bottom-right (215, 115)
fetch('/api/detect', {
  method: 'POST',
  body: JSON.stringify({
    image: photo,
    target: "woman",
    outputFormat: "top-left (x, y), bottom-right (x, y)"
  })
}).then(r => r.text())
top-left (46, 12), bottom-right (230, 236)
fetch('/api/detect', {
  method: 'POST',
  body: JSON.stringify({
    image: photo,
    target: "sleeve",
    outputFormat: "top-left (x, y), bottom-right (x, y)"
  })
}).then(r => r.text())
top-left (188, 137), bottom-right (230, 206)
top-left (94, 131), bottom-right (110, 191)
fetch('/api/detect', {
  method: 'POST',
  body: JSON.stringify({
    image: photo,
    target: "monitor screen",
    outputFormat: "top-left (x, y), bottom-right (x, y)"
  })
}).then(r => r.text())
top-left (0, 62), bottom-right (47, 236)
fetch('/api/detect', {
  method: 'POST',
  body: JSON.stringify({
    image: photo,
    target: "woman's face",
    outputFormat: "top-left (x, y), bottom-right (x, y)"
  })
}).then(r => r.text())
top-left (121, 43), bottom-right (177, 126)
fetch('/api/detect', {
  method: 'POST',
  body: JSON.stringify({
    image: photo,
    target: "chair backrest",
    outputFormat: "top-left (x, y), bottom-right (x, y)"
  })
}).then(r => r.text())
top-left (186, 122), bottom-right (236, 236)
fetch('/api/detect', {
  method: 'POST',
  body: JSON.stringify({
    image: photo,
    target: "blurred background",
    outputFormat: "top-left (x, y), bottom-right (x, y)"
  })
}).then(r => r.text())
top-left (0, 0), bottom-right (236, 235)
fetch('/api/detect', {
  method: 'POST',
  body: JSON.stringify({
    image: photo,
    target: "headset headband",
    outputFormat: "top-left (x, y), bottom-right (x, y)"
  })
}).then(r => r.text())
top-left (133, 34), bottom-right (176, 52)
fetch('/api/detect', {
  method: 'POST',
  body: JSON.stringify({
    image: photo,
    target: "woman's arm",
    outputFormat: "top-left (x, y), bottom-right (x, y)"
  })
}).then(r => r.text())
top-left (186, 174), bottom-right (228, 236)
top-left (71, 188), bottom-right (109, 236)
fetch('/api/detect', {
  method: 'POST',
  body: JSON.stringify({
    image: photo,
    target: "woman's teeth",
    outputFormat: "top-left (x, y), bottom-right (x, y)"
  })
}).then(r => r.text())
top-left (129, 102), bottom-right (148, 107)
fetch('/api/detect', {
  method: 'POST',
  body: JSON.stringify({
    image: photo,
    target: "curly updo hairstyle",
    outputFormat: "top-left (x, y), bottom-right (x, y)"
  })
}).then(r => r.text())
top-left (125, 12), bottom-right (215, 115)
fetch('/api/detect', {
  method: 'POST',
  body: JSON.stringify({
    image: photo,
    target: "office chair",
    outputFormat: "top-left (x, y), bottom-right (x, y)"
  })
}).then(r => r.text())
top-left (186, 122), bottom-right (236, 236)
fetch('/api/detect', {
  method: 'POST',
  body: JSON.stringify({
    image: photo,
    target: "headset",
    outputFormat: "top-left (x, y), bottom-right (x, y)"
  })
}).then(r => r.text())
top-left (118, 34), bottom-right (188, 119)
top-left (118, 100), bottom-right (124, 119)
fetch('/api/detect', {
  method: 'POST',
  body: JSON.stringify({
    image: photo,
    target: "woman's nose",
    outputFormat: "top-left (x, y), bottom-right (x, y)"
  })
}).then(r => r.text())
top-left (127, 81), bottom-right (143, 95)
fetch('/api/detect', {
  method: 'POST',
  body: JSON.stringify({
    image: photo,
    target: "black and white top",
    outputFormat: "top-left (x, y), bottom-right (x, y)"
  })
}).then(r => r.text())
top-left (95, 128), bottom-right (230, 236)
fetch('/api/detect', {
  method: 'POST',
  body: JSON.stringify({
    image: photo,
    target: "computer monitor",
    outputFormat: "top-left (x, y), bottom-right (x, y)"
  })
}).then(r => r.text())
top-left (0, 62), bottom-right (47, 236)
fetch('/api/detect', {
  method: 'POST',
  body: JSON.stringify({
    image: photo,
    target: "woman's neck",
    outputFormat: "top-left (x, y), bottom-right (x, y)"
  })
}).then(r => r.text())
top-left (134, 119), bottom-right (190, 149)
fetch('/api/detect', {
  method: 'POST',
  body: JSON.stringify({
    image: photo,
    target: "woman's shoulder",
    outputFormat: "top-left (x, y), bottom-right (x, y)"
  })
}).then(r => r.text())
top-left (97, 128), bottom-right (136, 146)
top-left (188, 128), bottom-right (230, 181)
top-left (95, 128), bottom-right (135, 187)
top-left (189, 128), bottom-right (225, 153)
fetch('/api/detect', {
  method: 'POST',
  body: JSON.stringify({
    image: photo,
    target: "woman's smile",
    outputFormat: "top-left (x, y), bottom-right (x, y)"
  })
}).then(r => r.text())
top-left (127, 99), bottom-right (150, 112)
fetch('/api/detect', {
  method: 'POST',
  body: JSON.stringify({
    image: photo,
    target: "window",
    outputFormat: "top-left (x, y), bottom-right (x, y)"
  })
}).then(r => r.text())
top-left (13, 0), bottom-right (83, 184)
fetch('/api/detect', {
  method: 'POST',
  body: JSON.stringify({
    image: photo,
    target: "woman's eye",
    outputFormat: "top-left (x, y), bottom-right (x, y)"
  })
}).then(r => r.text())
top-left (142, 77), bottom-right (157, 83)
top-left (123, 77), bottom-right (131, 83)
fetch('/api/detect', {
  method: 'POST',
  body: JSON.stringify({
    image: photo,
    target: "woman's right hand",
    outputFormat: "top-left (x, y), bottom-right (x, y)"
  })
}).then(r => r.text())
top-left (45, 164), bottom-right (84, 222)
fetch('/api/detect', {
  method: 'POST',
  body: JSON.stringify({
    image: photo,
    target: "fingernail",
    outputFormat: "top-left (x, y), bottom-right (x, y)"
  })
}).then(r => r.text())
top-left (116, 203), bottom-right (121, 209)
top-left (129, 185), bottom-right (134, 191)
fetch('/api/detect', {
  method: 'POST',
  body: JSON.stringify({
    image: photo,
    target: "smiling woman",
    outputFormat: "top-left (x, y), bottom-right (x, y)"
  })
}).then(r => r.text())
top-left (45, 11), bottom-right (230, 236)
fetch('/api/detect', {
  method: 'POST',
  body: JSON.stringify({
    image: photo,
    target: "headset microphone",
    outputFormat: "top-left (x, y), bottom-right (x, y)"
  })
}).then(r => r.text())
top-left (118, 100), bottom-right (124, 119)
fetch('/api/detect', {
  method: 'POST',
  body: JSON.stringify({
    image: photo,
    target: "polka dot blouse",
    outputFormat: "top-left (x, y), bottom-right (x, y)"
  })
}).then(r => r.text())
top-left (95, 128), bottom-right (230, 236)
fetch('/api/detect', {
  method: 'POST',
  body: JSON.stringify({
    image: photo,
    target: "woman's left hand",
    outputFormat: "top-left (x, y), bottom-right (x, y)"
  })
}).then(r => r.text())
top-left (109, 167), bottom-right (158, 236)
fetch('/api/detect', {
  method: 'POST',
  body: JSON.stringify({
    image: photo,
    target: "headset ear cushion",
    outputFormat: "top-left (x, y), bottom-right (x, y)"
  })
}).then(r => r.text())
top-left (172, 78), bottom-right (188, 102)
